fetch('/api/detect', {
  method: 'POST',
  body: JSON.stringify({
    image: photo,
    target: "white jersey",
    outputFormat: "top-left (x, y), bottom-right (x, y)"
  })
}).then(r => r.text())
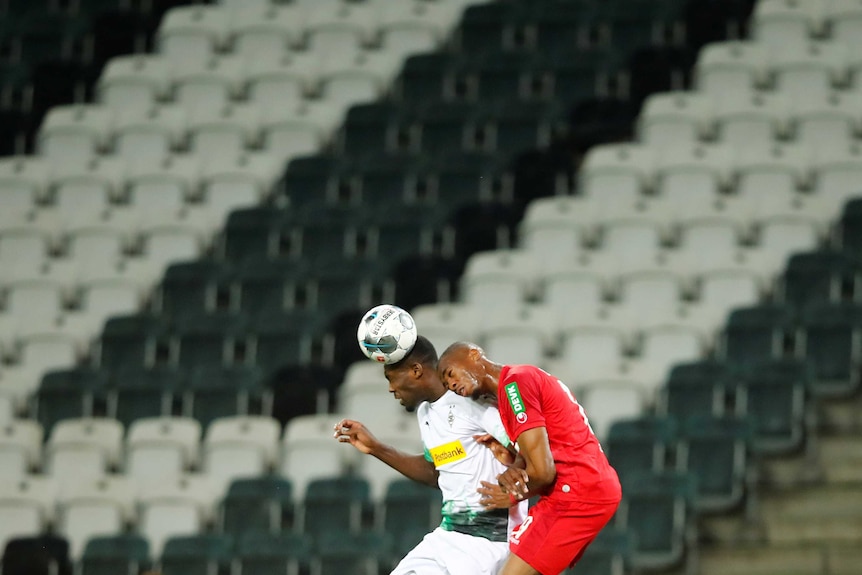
top-left (416, 390), bottom-right (528, 542)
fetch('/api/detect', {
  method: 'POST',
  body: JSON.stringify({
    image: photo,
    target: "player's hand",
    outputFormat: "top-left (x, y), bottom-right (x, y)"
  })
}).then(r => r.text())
top-left (333, 419), bottom-right (378, 455)
top-left (497, 467), bottom-right (530, 500)
top-left (474, 434), bottom-right (516, 466)
top-left (477, 480), bottom-right (512, 509)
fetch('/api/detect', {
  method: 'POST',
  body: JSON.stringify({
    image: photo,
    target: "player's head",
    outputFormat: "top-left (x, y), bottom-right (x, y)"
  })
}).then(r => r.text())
top-left (438, 341), bottom-right (490, 400)
top-left (383, 335), bottom-right (444, 412)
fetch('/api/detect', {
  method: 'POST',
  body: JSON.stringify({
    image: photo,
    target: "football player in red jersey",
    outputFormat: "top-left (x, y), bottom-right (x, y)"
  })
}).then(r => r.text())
top-left (438, 341), bottom-right (622, 575)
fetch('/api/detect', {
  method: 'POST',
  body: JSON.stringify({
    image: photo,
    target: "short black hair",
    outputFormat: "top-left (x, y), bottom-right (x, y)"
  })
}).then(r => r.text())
top-left (385, 334), bottom-right (438, 371)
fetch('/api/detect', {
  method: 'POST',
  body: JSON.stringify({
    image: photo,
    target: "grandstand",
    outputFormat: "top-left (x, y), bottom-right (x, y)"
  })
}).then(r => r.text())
top-left (1, 0), bottom-right (861, 574)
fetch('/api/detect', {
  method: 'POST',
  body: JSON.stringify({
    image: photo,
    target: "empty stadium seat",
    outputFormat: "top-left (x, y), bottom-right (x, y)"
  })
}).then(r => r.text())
top-left (80, 535), bottom-right (151, 575)
top-left (55, 476), bottom-right (136, 559)
top-left (220, 476), bottom-right (294, 536)
top-left (125, 416), bottom-right (201, 487)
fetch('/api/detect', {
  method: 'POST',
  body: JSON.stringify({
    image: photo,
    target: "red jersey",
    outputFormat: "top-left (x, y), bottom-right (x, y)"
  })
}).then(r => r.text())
top-left (497, 365), bottom-right (621, 504)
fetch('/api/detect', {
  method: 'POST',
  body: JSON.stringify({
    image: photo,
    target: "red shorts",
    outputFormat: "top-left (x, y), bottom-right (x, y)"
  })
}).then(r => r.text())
top-left (508, 496), bottom-right (620, 575)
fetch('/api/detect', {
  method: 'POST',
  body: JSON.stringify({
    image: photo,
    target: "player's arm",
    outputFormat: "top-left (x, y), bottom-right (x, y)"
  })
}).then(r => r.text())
top-left (334, 419), bottom-right (439, 487)
top-left (497, 426), bottom-right (556, 499)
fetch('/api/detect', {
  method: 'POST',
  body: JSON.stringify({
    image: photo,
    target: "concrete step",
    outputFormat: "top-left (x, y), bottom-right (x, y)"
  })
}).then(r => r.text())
top-left (819, 436), bottom-right (862, 484)
top-left (759, 435), bottom-right (862, 489)
top-left (698, 544), bottom-right (862, 575)
top-left (818, 395), bottom-right (862, 435)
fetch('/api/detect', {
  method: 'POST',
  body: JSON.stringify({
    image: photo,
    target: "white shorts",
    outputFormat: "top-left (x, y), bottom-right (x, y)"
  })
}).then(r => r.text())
top-left (391, 527), bottom-right (509, 575)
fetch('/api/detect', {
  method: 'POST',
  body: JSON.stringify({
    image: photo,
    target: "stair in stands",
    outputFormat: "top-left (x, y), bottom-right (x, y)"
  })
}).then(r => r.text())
top-left (697, 394), bottom-right (862, 575)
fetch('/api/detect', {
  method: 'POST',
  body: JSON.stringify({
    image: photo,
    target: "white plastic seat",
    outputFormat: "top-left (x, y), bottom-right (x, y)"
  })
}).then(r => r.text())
top-left (380, 20), bottom-right (440, 58)
top-left (0, 157), bottom-right (50, 229)
top-left (479, 304), bottom-right (557, 360)
top-left (230, 4), bottom-right (302, 59)
top-left (627, 325), bottom-right (705, 394)
top-left (746, 214), bottom-right (822, 279)
top-left (338, 382), bottom-right (408, 429)
top-left (56, 476), bottom-right (136, 559)
top-left (318, 55), bottom-right (386, 109)
top-left (157, 6), bottom-right (230, 74)
top-left (244, 53), bottom-right (313, 110)
top-left (694, 41), bottom-right (771, 97)
top-left (0, 419), bottom-right (43, 480)
top-left (664, 216), bottom-right (746, 276)
top-left (194, 152), bottom-right (279, 235)
top-left (808, 144), bottom-right (862, 225)
top-left (791, 91), bottom-right (858, 154)
top-left (259, 100), bottom-right (340, 160)
top-left (187, 103), bottom-right (260, 164)
top-left (138, 474), bottom-right (218, 558)
top-left (281, 414), bottom-right (351, 501)
top-left (771, 41), bottom-right (849, 109)
top-left (578, 143), bottom-right (655, 203)
top-left (341, 361), bottom-right (385, 390)
top-left (172, 54), bottom-right (245, 119)
top-left (97, 55), bottom-right (172, 114)
top-left (460, 249), bottom-right (539, 313)
top-left (2, 333), bottom-right (80, 410)
top-left (60, 278), bottom-right (141, 346)
top-left (120, 155), bottom-right (201, 232)
top-left (713, 92), bottom-right (791, 151)
top-left (592, 217), bottom-right (666, 277)
top-left (303, 3), bottom-right (373, 60)
top-left (44, 157), bottom-right (126, 231)
top-left (824, 0), bottom-right (862, 55)
top-left (37, 105), bottom-right (114, 170)
top-left (724, 143), bottom-right (810, 228)
top-left (607, 270), bottom-right (686, 333)
top-left (518, 196), bottom-right (584, 266)
top-left (653, 144), bottom-right (733, 223)
top-left (0, 396), bottom-right (12, 425)
top-left (113, 104), bottom-right (188, 166)
top-left (45, 418), bottom-right (124, 484)
top-left (126, 417), bottom-right (202, 487)
top-left (575, 379), bottom-right (647, 443)
top-left (203, 416), bottom-right (280, 492)
top-left (551, 326), bottom-right (628, 387)
top-left (638, 91), bottom-right (715, 146)
top-left (49, 225), bottom-right (129, 286)
top-left (0, 279), bottom-right (65, 341)
top-left (408, 303), bottom-right (481, 354)
top-left (686, 268), bottom-right (762, 335)
top-left (125, 224), bottom-right (205, 293)
top-left (541, 269), bottom-right (610, 331)
top-left (0, 227), bottom-right (52, 285)
top-left (752, 0), bottom-right (821, 51)
top-left (0, 476), bottom-right (57, 553)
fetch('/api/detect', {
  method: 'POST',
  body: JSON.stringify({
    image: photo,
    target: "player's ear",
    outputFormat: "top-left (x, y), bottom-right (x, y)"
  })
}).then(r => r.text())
top-left (412, 362), bottom-right (423, 378)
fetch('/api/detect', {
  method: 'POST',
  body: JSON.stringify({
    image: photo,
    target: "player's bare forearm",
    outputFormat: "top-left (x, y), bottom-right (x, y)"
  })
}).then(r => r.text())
top-left (370, 446), bottom-right (439, 487)
top-left (335, 419), bottom-right (438, 487)
top-left (498, 427), bottom-right (556, 499)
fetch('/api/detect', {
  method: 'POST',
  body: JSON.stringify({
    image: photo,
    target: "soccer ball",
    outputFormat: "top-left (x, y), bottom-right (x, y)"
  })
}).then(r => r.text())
top-left (357, 304), bottom-right (418, 364)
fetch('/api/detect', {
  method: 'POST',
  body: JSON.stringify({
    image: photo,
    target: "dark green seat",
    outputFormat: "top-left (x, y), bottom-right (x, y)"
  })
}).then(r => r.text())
top-left (719, 304), bottom-right (796, 370)
top-left (778, 250), bottom-right (862, 310)
top-left (173, 312), bottom-right (250, 370)
top-left (235, 532), bottom-right (313, 575)
top-left (98, 314), bottom-right (170, 370)
top-left (836, 198), bottom-right (862, 253)
top-left (280, 154), bottom-right (345, 208)
top-left (676, 415), bottom-right (752, 513)
top-left (340, 102), bottom-right (406, 157)
top-left (220, 207), bottom-right (286, 263)
top-left (158, 260), bottom-right (235, 323)
top-left (249, 313), bottom-right (312, 370)
top-left (396, 53), bottom-right (458, 104)
top-left (737, 360), bottom-right (809, 455)
top-left (159, 534), bottom-right (233, 575)
top-left (490, 98), bottom-right (564, 156)
top-left (302, 477), bottom-right (372, 540)
top-left (34, 368), bottom-right (109, 434)
top-left (798, 301), bottom-right (862, 397)
top-left (382, 479), bottom-right (442, 560)
top-left (618, 470), bottom-right (696, 572)
top-left (80, 535), bottom-right (150, 575)
top-left (221, 476), bottom-right (294, 536)
top-left (314, 531), bottom-right (392, 575)
top-left (563, 527), bottom-right (632, 575)
top-left (416, 100), bottom-right (481, 156)
top-left (605, 416), bottom-right (678, 483)
top-left (184, 365), bottom-right (267, 430)
top-left (660, 360), bottom-right (732, 419)
top-left (111, 366), bottom-right (183, 428)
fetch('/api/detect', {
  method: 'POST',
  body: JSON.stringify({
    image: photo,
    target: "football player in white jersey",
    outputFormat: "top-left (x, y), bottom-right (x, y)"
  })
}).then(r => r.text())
top-left (335, 335), bottom-right (528, 575)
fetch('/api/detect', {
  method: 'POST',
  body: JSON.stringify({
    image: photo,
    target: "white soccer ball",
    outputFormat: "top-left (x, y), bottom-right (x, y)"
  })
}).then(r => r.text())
top-left (357, 304), bottom-right (418, 364)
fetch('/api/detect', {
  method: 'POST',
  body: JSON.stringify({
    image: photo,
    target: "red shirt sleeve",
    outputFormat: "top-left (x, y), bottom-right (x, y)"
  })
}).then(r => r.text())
top-left (498, 365), bottom-right (546, 442)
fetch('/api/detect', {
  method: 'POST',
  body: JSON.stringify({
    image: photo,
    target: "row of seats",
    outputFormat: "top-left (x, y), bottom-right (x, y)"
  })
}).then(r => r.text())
top-left (752, 0), bottom-right (862, 51)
